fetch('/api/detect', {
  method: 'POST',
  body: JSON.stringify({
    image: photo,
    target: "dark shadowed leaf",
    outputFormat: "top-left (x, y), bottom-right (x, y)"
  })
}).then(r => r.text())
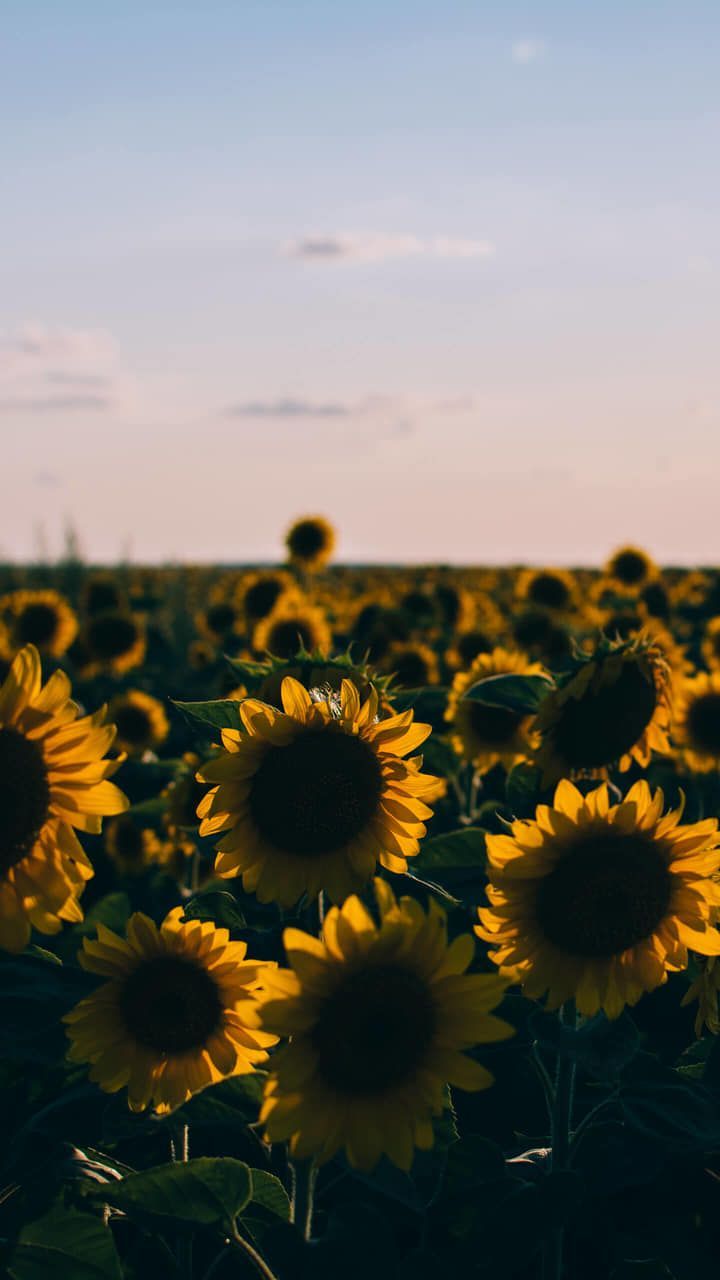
top-left (462, 673), bottom-right (553, 713)
top-left (96, 1157), bottom-right (252, 1229)
top-left (173, 699), bottom-right (243, 732)
top-left (413, 828), bottom-right (486, 871)
top-left (182, 891), bottom-right (247, 930)
top-left (8, 1203), bottom-right (122, 1280)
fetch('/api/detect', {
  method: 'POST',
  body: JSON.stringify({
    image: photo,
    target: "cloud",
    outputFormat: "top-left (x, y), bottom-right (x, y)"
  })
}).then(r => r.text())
top-left (224, 397), bottom-right (352, 418)
top-left (0, 394), bottom-right (113, 414)
top-left (282, 233), bottom-right (495, 264)
top-left (0, 325), bottom-right (118, 380)
top-left (511, 39), bottom-right (546, 64)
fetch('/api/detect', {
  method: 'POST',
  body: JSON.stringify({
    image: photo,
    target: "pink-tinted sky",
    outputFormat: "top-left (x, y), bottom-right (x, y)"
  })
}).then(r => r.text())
top-left (2, 1), bottom-right (719, 565)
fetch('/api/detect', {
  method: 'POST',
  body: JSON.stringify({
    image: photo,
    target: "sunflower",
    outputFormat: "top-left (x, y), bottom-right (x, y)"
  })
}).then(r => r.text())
top-left (0, 589), bottom-right (78, 659)
top-left (252, 652), bottom-right (392, 714)
top-left (253, 879), bottom-right (512, 1171)
top-left (108, 689), bottom-right (169, 757)
top-left (252, 599), bottom-right (332, 661)
top-left (105, 813), bottom-right (169, 876)
top-left (446, 648), bottom-right (547, 773)
top-left (197, 677), bottom-right (440, 907)
top-left (383, 641), bottom-right (441, 689)
top-left (82, 610), bottom-right (146, 676)
top-left (285, 515), bottom-right (336, 572)
top-left (81, 574), bottom-right (127, 617)
top-left (534, 634), bottom-right (672, 784)
top-left (433, 582), bottom-right (476, 632)
top-left (516, 568), bottom-right (577, 614)
top-left (604, 545), bottom-right (658, 591)
top-left (0, 644), bottom-right (128, 952)
top-left (673, 671), bottom-right (720, 772)
top-left (63, 908), bottom-right (277, 1114)
top-left (476, 779), bottom-right (720, 1019)
top-left (701, 618), bottom-right (720, 672)
top-left (238, 569), bottom-right (297, 622)
top-left (163, 753), bottom-right (208, 836)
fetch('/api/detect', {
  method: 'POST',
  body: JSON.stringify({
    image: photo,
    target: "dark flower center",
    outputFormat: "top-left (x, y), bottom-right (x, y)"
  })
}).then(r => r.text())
top-left (686, 692), bottom-right (720, 756)
top-left (612, 551), bottom-right (648, 585)
top-left (265, 620), bottom-right (314, 659)
top-left (641, 582), bottom-right (670, 619)
top-left (289, 521), bottom-right (327, 558)
top-left (401, 591), bottom-right (436, 625)
top-left (249, 728), bottom-right (383, 856)
top-left (465, 700), bottom-right (523, 748)
top-left (115, 704), bottom-right (153, 746)
top-left (85, 579), bottom-right (123, 614)
top-left (119, 955), bottom-right (223, 1053)
top-left (206, 603), bottom-right (237, 636)
top-left (527, 574), bottom-right (571, 610)
top-left (87, 612), bottom-right (140, 660)
top-left (17, 603), bottom-right (60, 646)
top-left (535, 834), bottom-right (672, 957)
top-left (457, 630), bottom-right (493, 664)
top-left (391, 650), bottom-right (431, 688)
top-left (0, 728), bottom-right (51, 873)
top-left (435, 584), bottom-right (461, 626)
top-left (550, 658), bottom-right (657, 769)
top-left (244, 578), bottom-right (284, 619)
top-left (513, 610), bottom-right (554, 650)
top-left (110, 816), bottom-right (144, 861)
top-left (313, 964), bottom-right (436, 1095)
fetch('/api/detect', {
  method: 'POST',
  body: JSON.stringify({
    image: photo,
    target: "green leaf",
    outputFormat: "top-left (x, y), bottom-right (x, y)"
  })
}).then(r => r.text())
top-left (8, 1203), bottom-right (122, 1280)
top-left (505, 762), bottom-right (544, 816)
top-left (73, 893), bottom-right (131, 938)
top-left (176, 1071), bottom-right (267, 1132)
top-left (96, 1157), bottom-right (252, 1230)
top-left (247, 1169), bottom-right (291, 1220)
top-left (462, 673), bottom-right (553, 713)
top-left (173, 699), bottom-right (242, 732)
top-left (529, 1008), bottom-right (640, 1079)
top-left (413, 828), bottom-right (485, 872)
top-left (182, 891), bottom-right (247, 930)
top-left (0, 952), bottom-right (97, 1063)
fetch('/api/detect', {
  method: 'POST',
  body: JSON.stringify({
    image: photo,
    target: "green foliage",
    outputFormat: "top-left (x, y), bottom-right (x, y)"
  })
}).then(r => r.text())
top-left (461, 672), bottom-right (554, 712)
top-left (8, 1202), bottom-right (122, 1280)
top-left (95, 1157), bottom-right (253, 1229)
top-left (173, 698), bottom-right (242, 731)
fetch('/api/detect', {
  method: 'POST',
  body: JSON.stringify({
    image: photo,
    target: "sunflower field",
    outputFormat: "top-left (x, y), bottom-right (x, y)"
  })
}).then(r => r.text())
top-left (4, 523), bottom-right (720, 1279)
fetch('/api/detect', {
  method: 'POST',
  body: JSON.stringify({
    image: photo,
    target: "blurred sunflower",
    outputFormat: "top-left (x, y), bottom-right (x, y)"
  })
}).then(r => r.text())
top-left (254, 879), bottom-right (512, 1171)
top-left (681, 956), bottom-right (720, 1035)
top-left (534, 635), bottom-right (672, 784)
top-left (446, 648), bottom-right (547, 773)
top-left (516, 568), bottom-right (577, 614)
top-left (604, 545), bottom-right (658, 591)
top-left (673, 672), bottom-right (720, 772)
top-left (252, 599), bottom-right (331, 660)
top-left (383, 641), bottom-right (440, 689)
top-left (63, 908), bottom-right (277, 1113)
top-left (0, 589), bottom-right (78, 659)
top-left (701, 617), bottom-right (720, 672)
top-left (0, 644), bottom-right (128, 952)
top-left (285, 515), bottom-right (336, 572)
top-left (238, 569), bottom-right (296, 622)
top-left (476, 779), bottom-right (720, 1018)
top-left (105, 813), bottom-right (168, 876)
top-left (81, 574), bottom-right (127, 617)
top-left (197, 677), bottom-right (440, 906)
top-left (163, 753), bottom-right (207, 836)
top-left (82, 609), bottom-right (146, 676)
top-left (108, 689), bottom-right (169, 757)
top-left (433, 581), bottom-right (476, 632)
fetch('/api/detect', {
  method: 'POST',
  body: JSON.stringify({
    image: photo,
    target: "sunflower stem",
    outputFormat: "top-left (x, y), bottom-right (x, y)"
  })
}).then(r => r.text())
top-left (229, 1223), bottom-right (281, 1280)
top-left (290, 1158), bottom-right (317, 1241)
top-left (543, 1003), bottom-right (577, 1280)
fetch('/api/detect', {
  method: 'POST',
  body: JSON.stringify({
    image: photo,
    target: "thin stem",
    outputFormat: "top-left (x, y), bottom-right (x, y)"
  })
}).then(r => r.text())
top-left (229, 1224), bottom-right (281, 1280)
top-left (568, 1092), bottom-right (619, 1160)
top-left (290, 1159), bottom-right (317, 1242)
top-left (531, 1042), bottom-right (556, 1118)
top-left (317, 890), bottom-right (326, 930)
top-left (542, 1004), bottom-right (577, 1280)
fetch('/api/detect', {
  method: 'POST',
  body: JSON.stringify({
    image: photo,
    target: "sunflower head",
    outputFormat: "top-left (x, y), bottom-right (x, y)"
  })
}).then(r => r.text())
top-left (251, 599), bottom-right (331, 660)
top-left (0, 645), bottom-right (128, 952)
top-left (253, 879), bottom-right (512, 1171)
top-left (701, 618), bottom-right (720, 672)
top-left (82, 574), bottom-right (127, 617)
top-left (82, 610), bottom-right (146, 675)
top-left (433, 582), bottom-right (476, 631)
top-left (285, 516), bottom-right (336, 571)
top-left (105, 813), bottom-right (167, 876)
top-left (446, 647), bottom-right (547, 772)
top-left (238, 570), bottom-right (296, 621)
top-left (516, 568), bottom-right (577, 614)
top-left (673, 671), bottom-right (720, 772)
top-left (63, 908), bottom-right (277, 1113)
top-left (476, 779), bottom-right (720, 1019)
top-left (534, 634), bottom-right (672, 784)
top-left (197, 676), bottom-right (440, 906)
top-left (243, 650), bottom-right (392, 711)
top-left (108, 689), bottom-right (169, 757)
top-left (0, 589), bottom-right (78, 659)
top-left (382, 641), bottom-right (440, 689)
top-left (604, 545), bottom-right (658, 590)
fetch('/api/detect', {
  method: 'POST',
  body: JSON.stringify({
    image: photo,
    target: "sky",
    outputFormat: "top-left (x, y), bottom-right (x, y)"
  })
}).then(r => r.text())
top-left (2, 0), bottom-right (719, 565)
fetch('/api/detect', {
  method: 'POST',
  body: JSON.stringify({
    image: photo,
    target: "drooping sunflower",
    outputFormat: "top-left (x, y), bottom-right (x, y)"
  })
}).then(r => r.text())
top-left (252, 599), bottom-right (332, 661)
top-left (197, 677), bottom-right (440, 906)
top-left (446, 648), bottom-right (548, 773)
top-left (81, 609), bottom-right (146, 676)
top-left (516, 568), bottom-right (577, 615)
top-left (534, 634), bottom-right (672, 784)
top-left (254, 879), bottom-right (512, 1171)
top-left (104, 813), bottom-right (169, 876)
top-left (604, 545), bottom-right (658, 591)
top-left (476, 779), bottom-right (720, 1019)
top-left (285, 515), bottom-right (336, 572)
top-left (0, 644), bottom-right (128, 952)
top-left (673, 671), bottom-right (720, 772)
top-left (0, 589), bottom-right (78, 660)
top-left (63, 908), bottom-right (277, 1113)
top-left (108, 689), bottom-right (169, 757)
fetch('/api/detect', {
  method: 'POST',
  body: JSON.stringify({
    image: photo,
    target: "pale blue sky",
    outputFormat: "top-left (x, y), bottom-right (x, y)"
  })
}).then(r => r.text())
top-left (2, 1), bottom-right (719, 563)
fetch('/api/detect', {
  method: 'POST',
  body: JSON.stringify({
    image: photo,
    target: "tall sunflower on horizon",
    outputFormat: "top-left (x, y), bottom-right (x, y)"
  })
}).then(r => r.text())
top-left (0, 644), bottom-right (128, 952)
top-left (285, 515), bottom-right (336, 572)
top-left (197, 677), bottom-right (440, 906)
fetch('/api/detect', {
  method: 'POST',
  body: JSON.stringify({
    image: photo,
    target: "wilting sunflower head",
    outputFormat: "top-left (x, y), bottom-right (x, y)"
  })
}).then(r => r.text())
top-left (673, 671), bottom-right (720, 773)
top-left (63, 908), bottom-right (278, 1114)
top-left (476, 779), bottom-right (720, 1019)
top-left (0, 645), bottom-right (128, 952)
top-left (534, 635), bottom-right (672, 785)
top-left (516, 568), bottom-right (577, 614)
top-left (105, 813), bottom-right (168, 876)
top-left (251, 599), bottom-right (332, 661)
top-left (82, 609), bottom-right (146, 676)
top-left (108, 689), bottom-right (169, 757)
top-left (253, 878), bottom-right (512, 1171)
top-left (197, 676), bottom-right (440, 907)
top-left (0, 589), bottom-right (78, 660)
top-left (446, 647), bottom-right (547, 773)
top-left (382, 640), bottom-right (441, 689)
top-left (604, 544), bottom-right (658, 591)
top-left (285, 515), bottom-right (336, 571)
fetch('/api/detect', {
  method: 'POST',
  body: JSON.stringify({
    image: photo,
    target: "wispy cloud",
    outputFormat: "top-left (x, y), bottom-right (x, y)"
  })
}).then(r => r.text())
top-left (511, 39), bottom-right (546, 64)
top-left (0, 325), bottom-right (118, 379)
top-left (224, 397), bottom-right (352, 418)
top-left (282, 232), bottom-right (495, 264)
top-left (0, 394), bottom-right (112, 414)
